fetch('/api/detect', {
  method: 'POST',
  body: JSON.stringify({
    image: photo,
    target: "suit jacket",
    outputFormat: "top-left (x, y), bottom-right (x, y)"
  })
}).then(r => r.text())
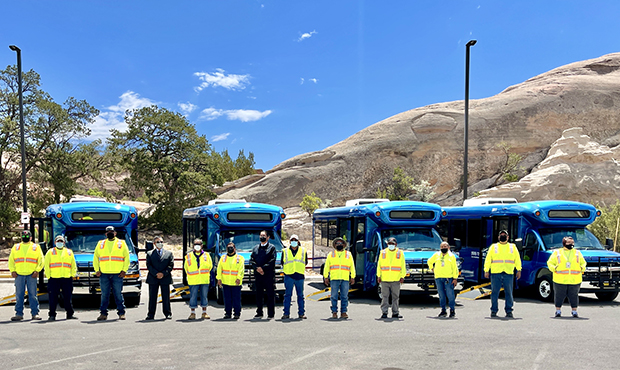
top-left (146, 249), bottom-right (174, 285)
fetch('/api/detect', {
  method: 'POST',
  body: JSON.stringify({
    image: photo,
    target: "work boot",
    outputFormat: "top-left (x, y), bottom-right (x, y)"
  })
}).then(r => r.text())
top-left (188, 313), bottom-right (196, 320)
top-left (340, 313), bottom-right (349, 319)
top-left (505, 312), bottom-right (514, 318)
top-left (11, 315), bottom-right (24, 321)
top-left (438, 310), bottom-right (447, 318)
top-left (48, 316), bottom-right (56, 321)
top-left (32, 315), bottom-right (42, 320)
top-left (490, 312), bottom-right (498, 318)
top-left (223, 314), bottom-right (232, 320)
top-left (381, 313), bottom-right (388, 319)
top-left (201, 312), bottom-right (210, 320)
top-left (332, 312), bottom-right (338, 319)
top-left (298, 315), bottom-right (307, 320)
top-left (233, 314), bottom-right (240, 320)
top-left (392, 313), bottom-right (403, 319)
top-left (118, 314), bottom-right (126, 320)
top-left (97, 314), bottom-right (107, 321)
top-left (281, 315), bottom-right (290, 320)
top-left (66, 315), bottom-right (78, 320)
top-left (449, 310), bottom-right (456, 318)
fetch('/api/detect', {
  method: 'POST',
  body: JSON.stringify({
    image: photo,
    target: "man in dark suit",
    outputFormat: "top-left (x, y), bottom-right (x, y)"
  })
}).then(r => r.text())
top-left (250, 230), bottom-right (277, 319)
top-left (145, 236), bottom-right (175, 320)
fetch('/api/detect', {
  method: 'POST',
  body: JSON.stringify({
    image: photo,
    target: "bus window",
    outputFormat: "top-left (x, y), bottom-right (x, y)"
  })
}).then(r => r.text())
top-left (538, 228), bottom-right (604, 251)
top-left (65, 230), bottom-right (135, 253)
top-left (219, 230), bottom-right (284, 252)
top-left (436, 220), bottom-right (449, 242)
top-left (467, 219), bottom-right (482, 249)
top-left (328, 220), bottom-right (338, 246)
top-left (523, 231), bottom-right (539, 261)
top-left (338, 218), bottom-right (351, 244)
top-left (450, 220), bottom-right (466, 247)
top-left (381, 229), bottom-right (442, 251)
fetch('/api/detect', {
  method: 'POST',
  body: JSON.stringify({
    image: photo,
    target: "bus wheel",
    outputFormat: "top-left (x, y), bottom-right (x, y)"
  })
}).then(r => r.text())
top-left (595, 292), bottom-right (619, 301)
top-left (535, 276), bottom-right (553, 302)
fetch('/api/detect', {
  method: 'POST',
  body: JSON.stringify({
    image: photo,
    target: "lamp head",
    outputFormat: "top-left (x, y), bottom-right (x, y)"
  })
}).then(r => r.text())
top-left (9, 45), bottom-right (20, 52)
top-left (466, 40), bottom-right (477, 47)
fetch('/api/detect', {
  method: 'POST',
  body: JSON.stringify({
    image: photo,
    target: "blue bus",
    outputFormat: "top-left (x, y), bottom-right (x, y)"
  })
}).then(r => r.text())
top-left (31, 201), bottom-right (142, 306)
top-left (312, 200), bottom-right (456, 296)
top-left (439, 200), bottom-right (620, 301)
top-left (182, 201), bottom-right (286, 303)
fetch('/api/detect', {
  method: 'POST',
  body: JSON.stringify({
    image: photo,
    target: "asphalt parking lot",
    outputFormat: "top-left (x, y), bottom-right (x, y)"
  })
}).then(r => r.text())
top-left (0, 281), bottom-right (618, 370)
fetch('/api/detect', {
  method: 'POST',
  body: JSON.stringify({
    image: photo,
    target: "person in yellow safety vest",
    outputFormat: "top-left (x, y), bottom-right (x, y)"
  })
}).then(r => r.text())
top-left (93, 226), bottom-right (130, 321)
top-left (44, 235), bottom-right (78, 321)
top-left (9, 230), bottom-right (44, 321)
top-left (281, 234), bottom-right (308, 320)
top-left (217, 242), bottom-right (245, 320)
top-left (547, 236), bottom-right (587, 318)
top-left (428, 241), bottom-right (459, 318)
top-left (484, 230), bottom-right (522, 318)
top-left (323, 237), bottom-right (356, 320)
top-left (376, 237), bottom-right (406, 319)
top-left (184, 238), bottom-right (213, 320)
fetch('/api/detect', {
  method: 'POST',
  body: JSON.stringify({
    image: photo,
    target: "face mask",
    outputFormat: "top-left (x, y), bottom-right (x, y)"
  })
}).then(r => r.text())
top-left (388, 243), bottom-right (396, 251)
top-left (227, 247), bottom-right (235, 254)
top-left (56, 242), bottom-right (64, 249)
top-left (106, 232), bottom-right (115, 240)
top-left (499, 235), bottom-right (508, 243)
top-left (335, 244), bottom-right (344, 251)
top-left (260, 236), bottom-right (267, 243)
top-left (290, 241), bottom-right (299, 247)
top-left (155, 242), bottom-right (163, 249)
top-left (565, 244), bottom-right (574, 250)
top-left (441, 248), bottom-right (449, 254)
top-left (22, 237), bottom-right (31, 243)
top-left (193, 245), bottom-right (202, 252)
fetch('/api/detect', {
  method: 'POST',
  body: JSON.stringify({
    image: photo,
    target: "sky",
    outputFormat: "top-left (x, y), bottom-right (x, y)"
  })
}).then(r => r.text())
top-left (2, 1), bottom-right (620, 171)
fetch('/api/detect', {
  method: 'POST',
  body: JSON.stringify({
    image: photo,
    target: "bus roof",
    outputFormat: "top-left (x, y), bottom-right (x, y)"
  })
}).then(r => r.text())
top-left (313, 201), bottom-right (442, 226)
top-left (443, 200), bottom-right (599, 226)
top-left (183, 202), bottom-right (285, 227)
top-left (45, 202), bottom-right (138, 227)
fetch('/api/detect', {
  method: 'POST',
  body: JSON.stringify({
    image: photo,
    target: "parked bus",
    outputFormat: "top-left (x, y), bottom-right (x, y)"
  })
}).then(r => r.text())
top-left (439, 200), bottom-right (620, 301)
top-left (31, 201), bottom-right (142, 306)
top-left (312, 200), bottom-right (458, 297)
top-left (182, 201), bottom-right (286, 303)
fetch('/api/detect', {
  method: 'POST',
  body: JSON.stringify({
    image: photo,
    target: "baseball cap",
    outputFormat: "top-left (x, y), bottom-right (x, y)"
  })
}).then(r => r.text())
top-left (105, 226), bottom-right (115, 232)
top-left (290, 234), bottom-right (299, 241)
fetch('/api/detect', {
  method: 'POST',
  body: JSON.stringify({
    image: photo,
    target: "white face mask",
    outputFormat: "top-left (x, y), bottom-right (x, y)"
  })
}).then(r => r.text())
top-left (193, 245), bottom-right (202, 252)
top-left (290, 241), bottom-right (299, 247)
top-left (155, 242), bottom-right (164, 249)
top-left (56, 242), bottom-right (64, 249)
top-left (388, 243), bottom-right (396, 251)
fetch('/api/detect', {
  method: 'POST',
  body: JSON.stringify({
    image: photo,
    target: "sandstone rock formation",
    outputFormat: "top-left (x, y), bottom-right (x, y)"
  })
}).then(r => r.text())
top-left (217, 53), bottom-right (620, 208)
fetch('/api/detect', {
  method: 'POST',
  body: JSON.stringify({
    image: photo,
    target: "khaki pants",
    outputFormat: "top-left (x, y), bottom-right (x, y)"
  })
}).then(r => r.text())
top-left (380, 281), bottom-right (401, 315)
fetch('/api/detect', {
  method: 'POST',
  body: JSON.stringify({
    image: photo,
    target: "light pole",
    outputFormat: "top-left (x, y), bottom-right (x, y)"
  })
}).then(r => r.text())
top-left (9, 45), bottom-right (27, 228)
top-left (463, 39), bottom-right (476, 204)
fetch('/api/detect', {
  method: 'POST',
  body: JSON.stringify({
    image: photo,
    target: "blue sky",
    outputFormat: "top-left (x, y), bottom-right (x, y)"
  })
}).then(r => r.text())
top-left (2, 1), bottom-right (620, 171)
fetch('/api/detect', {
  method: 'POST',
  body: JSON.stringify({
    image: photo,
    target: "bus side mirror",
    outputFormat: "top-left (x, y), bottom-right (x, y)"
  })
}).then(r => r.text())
top-left (515, 238), bottom-right (523, 251)
top-left (453, 239), bottom-right (462, 250)
top-left (605, 238), bottom-right (614, 250)
top-left (145, 241), bottom-right (154, 252)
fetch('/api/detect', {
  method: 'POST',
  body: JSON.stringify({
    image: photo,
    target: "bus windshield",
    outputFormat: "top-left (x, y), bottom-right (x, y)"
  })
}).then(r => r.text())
top-left (64, 230), bottom-right (135, 253)
top-left (381, 228), bottom-right (442, 251)
top-left (220, 230), bottom-right (284, 252)
top-left (538, 228), bottom-right (604, 250)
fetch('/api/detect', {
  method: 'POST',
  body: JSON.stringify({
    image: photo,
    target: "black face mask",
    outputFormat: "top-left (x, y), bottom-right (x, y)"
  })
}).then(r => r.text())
top-left (335, 244), bottom-right (344, 251)
top-left (565, 244), bottom-right (574, 250)
top-left (22, 237), bottom-right (31, 243)
top-left (441, 248), bottom-right (449, 254)
top-left (499, 235), bottom-right (508, 243)
top-left (259, 236), bottom-right (267, 243)
top-left (106, 232), bottom-right (115, 240)
top-left (227, 247), bottom-right (235, 254)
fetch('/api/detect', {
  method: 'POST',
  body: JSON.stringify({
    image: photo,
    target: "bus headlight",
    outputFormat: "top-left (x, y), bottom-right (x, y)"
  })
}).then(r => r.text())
top-left (127, 261), bottom-right (140, 275)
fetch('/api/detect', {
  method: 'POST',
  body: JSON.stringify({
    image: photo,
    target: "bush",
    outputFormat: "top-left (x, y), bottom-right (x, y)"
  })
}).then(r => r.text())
top-left (588, 200), bottom-right (620, 252)
top-left (300, 192), bottom-right (322, 217)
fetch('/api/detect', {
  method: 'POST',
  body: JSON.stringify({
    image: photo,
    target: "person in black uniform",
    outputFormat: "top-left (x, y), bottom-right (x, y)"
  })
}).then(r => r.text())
top-left (250, 230), bottom-right (276, 319)
top-left (145, 236), bottom-right (175, 320)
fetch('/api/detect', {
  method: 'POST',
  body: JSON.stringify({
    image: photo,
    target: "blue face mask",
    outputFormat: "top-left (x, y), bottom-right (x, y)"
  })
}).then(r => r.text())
top-left (290, 241), bottom-right (299, 247)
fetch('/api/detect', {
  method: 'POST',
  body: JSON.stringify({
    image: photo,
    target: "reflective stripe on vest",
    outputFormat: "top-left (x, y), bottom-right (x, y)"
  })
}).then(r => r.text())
top-left (98, 240), bottom-right (125, 263)
top-left (494, 244), bottom-right (514, 254)
top-left (221, 255), bottom-right (240, 275)
top-left (557, 250), bottom-right (580, 263)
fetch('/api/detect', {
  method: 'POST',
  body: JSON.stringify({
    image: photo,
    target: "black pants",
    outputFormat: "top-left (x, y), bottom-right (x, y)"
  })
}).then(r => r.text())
top-left (553, 282), bottom-right (580, 308)
top-left (48, 277), bottom-right (74, 318)
top-left (148, 282), bottom-right (171, 318)
top-left (254, 273), bottom-right (275, 317)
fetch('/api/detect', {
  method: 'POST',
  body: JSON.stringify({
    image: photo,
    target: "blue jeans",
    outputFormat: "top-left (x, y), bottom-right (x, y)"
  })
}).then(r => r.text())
top-left (490, 273), bottom-right (515, 314)
top-left (435, 278), bottom-right (456, 311)
top-left (99, 273), bottom-right (125, 315)
top-left (189, 284), bottom-right (209, 308)
top-left (15, 274), bottom-right (39, 316)
top-left (223, 285), bottom-right (242, 316)
top-left (283, 275), bottom-right (305, 316)
top-left (330, 279), bottom-right (350, 314)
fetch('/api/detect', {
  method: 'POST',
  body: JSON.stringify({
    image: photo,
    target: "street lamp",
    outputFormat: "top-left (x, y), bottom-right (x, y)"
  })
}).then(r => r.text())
top-left (9, 45), bottom-right (27, 228)
top-left (463, 39), bottom-right (476, 204)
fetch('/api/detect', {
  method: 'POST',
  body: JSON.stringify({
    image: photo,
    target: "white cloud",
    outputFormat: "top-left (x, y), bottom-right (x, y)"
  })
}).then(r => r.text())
top-left (211, 133), bottom-right (230, 142)
top-left (200, 107), bottom-right (272, 122)
top-left (309, 78), bottom-right (318, 84)
top-left (297, 30), bottom-right (317, 42)
top-left (300, 78), bottom-right (305, 85)
top-left (89, 91), bottom-right (156, 140)
top-left (194, 68), bottom-right (251, 92)
top-left (178, 102), bottom-right (197, 115)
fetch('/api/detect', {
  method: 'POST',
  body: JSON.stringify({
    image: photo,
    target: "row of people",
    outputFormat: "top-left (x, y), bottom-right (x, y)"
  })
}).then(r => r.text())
top-left (7, 228), bottom-right (587, 321)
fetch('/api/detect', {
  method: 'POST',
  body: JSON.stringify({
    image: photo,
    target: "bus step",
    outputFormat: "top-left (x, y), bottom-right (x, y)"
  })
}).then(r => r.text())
top-left (0, 292), bottom-right (47, 306)
top-left (306, 287), bottom-right (359, 301)
top-left (457, 282), bottom-right (502, 300)
top-left (158, 284), bottom-right (189, 303)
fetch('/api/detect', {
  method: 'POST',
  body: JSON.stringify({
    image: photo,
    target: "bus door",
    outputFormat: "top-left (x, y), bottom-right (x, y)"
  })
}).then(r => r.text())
top-left (30, 217), bottom-right (53, 290)
top-left (520, 230), bottom-right (543, 286)
top-left (351, 218), bottom-right (365, 279)
top-left (362, 219), bottom-right (380, 291)
top-left (484, 216), bottom-right (520, 278)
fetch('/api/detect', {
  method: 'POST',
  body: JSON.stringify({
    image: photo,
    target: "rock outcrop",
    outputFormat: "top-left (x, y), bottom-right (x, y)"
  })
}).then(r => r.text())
top-left (217, 53), bottom-right (620, 207)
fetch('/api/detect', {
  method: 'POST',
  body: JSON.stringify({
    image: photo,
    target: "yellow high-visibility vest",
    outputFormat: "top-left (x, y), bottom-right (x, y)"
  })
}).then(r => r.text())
top-left (184, 252), bottom-right (213, 285)
top-left (44, 247), bottom-right (77, 278)
top-left (484, 243), bottom-right (522, 274)
top-left (93, 238), bottom-right (130, 274)
top-left (216, 254), bottom-right (245, 286)
top-left (282, 247), bottom-right (307, 275)
top-left (547, 248), bottom-right (586, 285)
top-left (427, 251), bottom-right (459, 279)
top-left (9, 242), bottom-right (44, 276)
top-left (323, 250), bottom-right (356, 281)
top-left (376, 248), bottom-right (407, 282)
